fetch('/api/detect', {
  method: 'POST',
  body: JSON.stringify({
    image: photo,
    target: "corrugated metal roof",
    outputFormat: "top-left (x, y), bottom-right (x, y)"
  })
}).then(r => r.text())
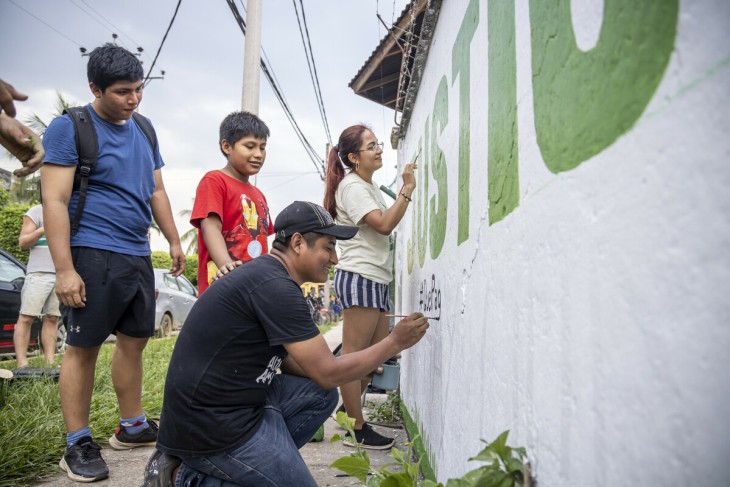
top-left (348, 0), bottom-right (442, 142)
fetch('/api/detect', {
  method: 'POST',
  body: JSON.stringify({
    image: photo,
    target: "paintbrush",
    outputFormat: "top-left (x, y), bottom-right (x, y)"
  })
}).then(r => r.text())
top-left (386, 313), bottom-right (440, 321)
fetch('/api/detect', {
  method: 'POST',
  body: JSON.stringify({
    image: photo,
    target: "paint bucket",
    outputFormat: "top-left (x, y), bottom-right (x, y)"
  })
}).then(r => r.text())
top-left (371, 362), bottom-right (400, 391)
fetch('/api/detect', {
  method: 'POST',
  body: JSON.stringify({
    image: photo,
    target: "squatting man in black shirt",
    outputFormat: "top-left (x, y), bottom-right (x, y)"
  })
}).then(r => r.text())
top-left (140, 201), bottom-right (430, 487)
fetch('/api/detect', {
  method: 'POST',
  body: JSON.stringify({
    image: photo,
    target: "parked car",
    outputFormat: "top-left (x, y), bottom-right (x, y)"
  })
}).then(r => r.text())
top-left (0, 249), bottom-right (67, 357)
top-left (154, 269), bottom-right (197, 338)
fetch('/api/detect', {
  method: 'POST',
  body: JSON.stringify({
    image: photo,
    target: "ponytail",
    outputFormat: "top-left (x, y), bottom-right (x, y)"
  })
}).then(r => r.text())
top-left (323, 124), bottom-right (370, 220)
top-left (324, 146), bottom-right (345, 219)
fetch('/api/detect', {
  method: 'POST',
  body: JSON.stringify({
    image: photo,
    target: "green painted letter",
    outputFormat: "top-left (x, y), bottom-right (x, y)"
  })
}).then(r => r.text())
top-left (430, 76), bottom-right (448, 259)
top-left (418, 124), bottom-right (429, 269)
top-left (452, 0), bottom-right (479, 244)
top-left (530, 0), bottom-right (678, 172)
top-left (488, 0), bottom-right (519, 224)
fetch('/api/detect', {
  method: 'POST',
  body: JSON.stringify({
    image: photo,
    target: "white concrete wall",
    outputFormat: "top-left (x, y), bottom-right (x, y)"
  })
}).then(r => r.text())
top-left (395, 0), bottom-right (730, 485)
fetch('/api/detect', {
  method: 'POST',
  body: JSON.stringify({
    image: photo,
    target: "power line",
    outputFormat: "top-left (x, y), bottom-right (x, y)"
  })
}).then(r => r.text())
top-left (8, 0), bottom-right (82, 47)
top-left (77, 0), bottom-right (141, 47)
top-left (225, 0), bottom-right (325, 181)
top-left (143, 0), bottom-right (182, 87)
top-left (232, 0), bottom-right (323, 170)
top-left (68, 1), bottom-right (132, 54)
top-left (263, 174), bottom-right (316, 192)
top-left (292, 0), bottom-right (332, 146)
top-left (69, 0), bottom-right (155, 65)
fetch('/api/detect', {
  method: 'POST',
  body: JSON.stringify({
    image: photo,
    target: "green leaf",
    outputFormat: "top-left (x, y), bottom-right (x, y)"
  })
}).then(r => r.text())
top-left (473, 470), bottom-right (511, 487)
top-left (390, 446), bottom-right (405, 462)
top-left (405, 460), bottom-right (421, 480)
top-left (445, 479), bottom-right (471, 487)
top-left (505, 458), bottom-right (523, 474)
top-left (513, 447), bottom-right (527, 460)
top-left (330, 433), bottom-right (344, 443)
top-left (463, 468), bottom-right (489, 483)
top-left (367, 476), bottom-right (383, 487)
top-left (421, 480), bottom-right (444, 487)
top-left (469, 449), bottom-right (501, 464)
top-left (490, 431), bottom-right (511, 463)
top-left (380, 472), bottom-right (416, 487)
top-left (331, 454), bottom-right (371, 483)
top-left (336, 411), bottom-right (356, 432)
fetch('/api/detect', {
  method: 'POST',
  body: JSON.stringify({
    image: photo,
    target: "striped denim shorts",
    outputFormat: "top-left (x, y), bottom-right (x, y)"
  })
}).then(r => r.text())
top-left (334, 269), bottom-right (392, 312)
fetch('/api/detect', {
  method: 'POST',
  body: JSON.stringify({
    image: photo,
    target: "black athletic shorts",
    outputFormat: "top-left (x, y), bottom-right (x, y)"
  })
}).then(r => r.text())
top-left (63, 247), bottom-right (155, 347)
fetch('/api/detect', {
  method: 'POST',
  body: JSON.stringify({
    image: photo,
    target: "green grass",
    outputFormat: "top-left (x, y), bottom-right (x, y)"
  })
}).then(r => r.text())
top-left (0, 337), bottom-right (175, 487)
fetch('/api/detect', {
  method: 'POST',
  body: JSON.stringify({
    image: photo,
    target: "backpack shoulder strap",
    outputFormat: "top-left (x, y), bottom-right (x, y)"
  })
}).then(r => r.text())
top-left (131, 112), bottom-right (158, 153)
top-left (63, 106), bottom-right (98, 236)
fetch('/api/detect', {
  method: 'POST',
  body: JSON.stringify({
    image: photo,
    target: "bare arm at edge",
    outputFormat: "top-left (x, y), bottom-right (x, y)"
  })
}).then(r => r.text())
top-left (41, 163), bottom-right (86, 307)
top-left (150, 169), bottom-right (185, 277)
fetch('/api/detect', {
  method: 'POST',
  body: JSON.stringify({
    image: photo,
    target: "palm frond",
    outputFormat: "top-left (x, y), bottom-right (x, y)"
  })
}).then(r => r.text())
top-left (180, 227), bottom-right (198, 256)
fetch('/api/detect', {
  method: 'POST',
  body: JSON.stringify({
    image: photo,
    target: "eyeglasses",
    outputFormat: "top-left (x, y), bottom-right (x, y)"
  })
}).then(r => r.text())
top-left (356, 141), bottom-right (384, 153)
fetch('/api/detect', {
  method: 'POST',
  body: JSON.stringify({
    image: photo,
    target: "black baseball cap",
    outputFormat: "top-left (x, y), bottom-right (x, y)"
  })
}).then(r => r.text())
top-left (274, 201), bottom-right (358, 242)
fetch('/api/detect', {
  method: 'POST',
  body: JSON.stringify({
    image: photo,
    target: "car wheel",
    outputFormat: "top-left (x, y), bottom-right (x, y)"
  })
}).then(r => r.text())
top-left (56, 322), bottom-right (67, 354)
top-left (157, 313), bottom-right (173, 338)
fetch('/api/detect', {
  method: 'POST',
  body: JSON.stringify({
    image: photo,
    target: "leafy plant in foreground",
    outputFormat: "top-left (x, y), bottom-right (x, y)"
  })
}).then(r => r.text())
top-left (444, 430), bottom-right (528, 487)
top-left (330, 412), bottom-right (530, 487)
top-left (330, 411), bottom-right (440, 487)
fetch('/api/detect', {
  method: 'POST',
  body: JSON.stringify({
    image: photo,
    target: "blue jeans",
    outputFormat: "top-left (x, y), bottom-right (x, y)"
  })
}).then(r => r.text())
top-left (175, 374), bottom-right (338, 487)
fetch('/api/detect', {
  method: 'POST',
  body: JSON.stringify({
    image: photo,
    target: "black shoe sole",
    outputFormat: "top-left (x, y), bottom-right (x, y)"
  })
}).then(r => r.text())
top-left (108, 433), bottom-right (157, 450)
top-left (342, 437), bottom-right (395, 450)
top-left (59, 457), bottom-right (109, 482)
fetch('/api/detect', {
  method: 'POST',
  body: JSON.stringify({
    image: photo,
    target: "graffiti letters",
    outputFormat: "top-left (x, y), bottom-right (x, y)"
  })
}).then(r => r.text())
top-left (418, 274), bottom-right (442, 320)
top-left (406, 0), bottom-right (679, 274)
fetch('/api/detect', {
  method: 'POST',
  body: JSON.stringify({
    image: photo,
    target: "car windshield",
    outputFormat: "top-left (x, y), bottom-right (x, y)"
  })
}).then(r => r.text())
top-left (0, 254), bottom-right (25, 283)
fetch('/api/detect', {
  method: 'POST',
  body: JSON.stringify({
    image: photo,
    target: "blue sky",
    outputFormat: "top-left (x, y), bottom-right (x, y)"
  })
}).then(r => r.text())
top-left (1, 0), bottom-right (408, 250)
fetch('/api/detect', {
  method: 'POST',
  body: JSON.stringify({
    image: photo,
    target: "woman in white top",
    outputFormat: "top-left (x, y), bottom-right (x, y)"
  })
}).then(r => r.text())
top-left (323, 124), bottom-right (416, 449)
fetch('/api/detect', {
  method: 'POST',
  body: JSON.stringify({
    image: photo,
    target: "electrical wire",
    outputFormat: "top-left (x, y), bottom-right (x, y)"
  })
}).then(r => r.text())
top-left (225, 0), bottom-right (325, 181)
top-left (8, 0), bottom-right (82, 47)
top-left (143, 0), bottom-right (182, 87)
top-left (292, 0), bottom-right (332, 146)
top-left (67, 0), bottom-right (150, 62)
top-left (233, 0), bottom-right (323, 172)
top-left (231, 0), bottom-right (321, 168)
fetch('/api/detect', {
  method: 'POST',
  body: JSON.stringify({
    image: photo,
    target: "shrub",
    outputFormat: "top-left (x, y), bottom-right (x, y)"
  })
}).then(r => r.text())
top-left (0, 203), bottom-right (32, 264)
top-left (150, 252), bottom-right (198, 287)
top-left (150, 251), bottom-right (173, 270)
top-left (184, 255), bottom-right (198, 287)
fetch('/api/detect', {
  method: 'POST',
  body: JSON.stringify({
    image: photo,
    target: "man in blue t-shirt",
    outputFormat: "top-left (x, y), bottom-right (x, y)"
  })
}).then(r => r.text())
top-left (41, 43), bottom-right (185, 483)
top-left (142, 201), bottom-right (430, 487)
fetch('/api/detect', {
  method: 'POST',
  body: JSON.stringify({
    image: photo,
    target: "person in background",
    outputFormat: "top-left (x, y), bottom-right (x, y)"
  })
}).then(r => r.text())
top-left (190, 111), bottom-right (274, 294)
top-left (41, 44), bottom-right (184, 483)
top-left (322, 124), bottom-right (417, 449)
top-left (0, 78), bottom-right (44, 177)
top-left (13, 203), bottom-right (61, 367)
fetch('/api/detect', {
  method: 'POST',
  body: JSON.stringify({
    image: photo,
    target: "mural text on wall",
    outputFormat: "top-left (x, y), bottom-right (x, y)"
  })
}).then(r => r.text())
top-left (406, 0), bottom-right (678, 274)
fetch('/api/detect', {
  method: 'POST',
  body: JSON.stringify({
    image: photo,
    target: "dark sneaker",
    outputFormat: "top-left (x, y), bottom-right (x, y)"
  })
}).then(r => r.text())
top-left (59, 436), bottom-right (109, 482)
top-left (343, 423), bottom-right (395, 450)
top-left (109, 419), bottom-right (159, 450)
top-left (141, 448), bottom-right (181, 487)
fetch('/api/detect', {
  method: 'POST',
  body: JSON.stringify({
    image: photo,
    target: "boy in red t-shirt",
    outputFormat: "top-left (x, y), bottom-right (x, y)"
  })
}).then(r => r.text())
top-left (191, 111), bottom-right (274, 293)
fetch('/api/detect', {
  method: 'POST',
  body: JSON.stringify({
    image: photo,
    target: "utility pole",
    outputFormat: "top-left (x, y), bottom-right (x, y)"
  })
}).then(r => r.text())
top-left (323, 142), bottom-right (331, 297)
top-left (241, 0), bottom-right (262, 114)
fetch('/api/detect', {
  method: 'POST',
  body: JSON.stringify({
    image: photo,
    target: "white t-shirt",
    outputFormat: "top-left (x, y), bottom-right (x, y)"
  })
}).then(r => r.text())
top-left (24, 205), bottom-right (55, 274)
top-left (334, 172), bottom-right (393, 284)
